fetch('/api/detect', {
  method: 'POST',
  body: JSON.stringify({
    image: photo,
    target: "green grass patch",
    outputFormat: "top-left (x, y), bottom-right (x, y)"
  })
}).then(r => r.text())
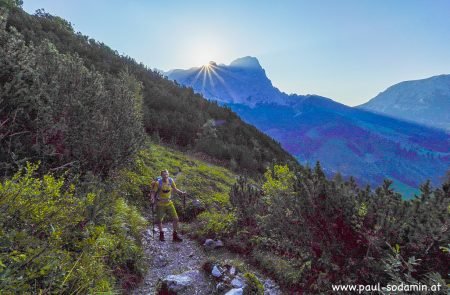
top-left (252, 249), bottom-right (306, 289)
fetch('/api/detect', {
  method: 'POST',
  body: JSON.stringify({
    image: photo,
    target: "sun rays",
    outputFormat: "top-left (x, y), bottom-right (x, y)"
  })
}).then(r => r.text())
top-left (189, 62), bottom-right (238, 102)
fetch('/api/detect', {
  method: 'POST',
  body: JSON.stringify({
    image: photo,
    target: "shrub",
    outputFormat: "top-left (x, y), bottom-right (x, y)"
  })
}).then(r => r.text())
top-left (0, 163), bottom-right (147, 293)
top-left (243, 272), bottom-right (264, 295)
top-left (196, 209), bottom-right (236, 239)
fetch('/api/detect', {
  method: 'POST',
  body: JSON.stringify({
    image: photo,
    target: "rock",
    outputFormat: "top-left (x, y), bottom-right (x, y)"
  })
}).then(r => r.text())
top-left (216, 282), bottom-right (228, 293)
top-left (192, 199), bottom-right (203, 209)
top-left (211, 265), bottom-right (222, 278)
top-left (264, 279), bottom-right (282, 295)
top-left (229, 266), bottom-right (236, 276)
top-left (204, 239), bottom-right (216, 250)
top-left (203, 239), bottom-right (224, 250)
top-left (154, 254), bottom-right (169, 267)
top-left (159, 270), bottom-right (201, 294)
top-left (225, 288), bottom-right (244, 295)
top-left (215, 239), bottom-right (224, 248)
top-left (231, 276), bottom-right (245, 288)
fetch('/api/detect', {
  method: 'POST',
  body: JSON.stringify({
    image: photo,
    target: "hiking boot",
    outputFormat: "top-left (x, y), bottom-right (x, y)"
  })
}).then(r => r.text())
top-left (159, 231), bottom-right (165, 242)
top-left (172, 231), bottom-right (183, 242)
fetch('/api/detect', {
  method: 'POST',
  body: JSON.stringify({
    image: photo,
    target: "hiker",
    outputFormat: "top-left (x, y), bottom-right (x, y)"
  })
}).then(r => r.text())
top-left (150, 169), bottom-right (187, 242)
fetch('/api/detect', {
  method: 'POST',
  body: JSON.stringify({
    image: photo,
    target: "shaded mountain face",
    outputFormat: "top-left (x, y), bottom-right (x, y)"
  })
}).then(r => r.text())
top-left (167, 57), bottom-right (450, 197)
top-left (167, 56), bottom-right (287, 106)
top-left (358, 75), bottom-right (450, 131)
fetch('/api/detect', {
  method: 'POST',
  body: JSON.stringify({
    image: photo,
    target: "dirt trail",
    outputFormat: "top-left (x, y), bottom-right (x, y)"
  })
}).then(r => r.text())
top-left (132, 225), bottom-right (215, 295)
top-left (132, 171), bottom-right (282, 295)
top-left (133, 171), bottom-right (215, 294)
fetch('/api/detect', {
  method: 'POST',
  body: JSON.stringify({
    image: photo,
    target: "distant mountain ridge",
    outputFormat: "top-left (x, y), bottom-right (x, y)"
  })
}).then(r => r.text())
top-left (167, 57), bottom-right (450, 197)
top-left (168, 56), bottom-right (287, 106)
top-left (358, 74), bottom-right (450, 131)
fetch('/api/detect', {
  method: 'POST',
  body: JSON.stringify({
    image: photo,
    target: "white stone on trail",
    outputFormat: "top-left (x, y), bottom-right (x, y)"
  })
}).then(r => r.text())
top-left (264, 278), bottom-right (282, 295)
top-left (212, 265), bottom-right (222, 278)
top-left (225, 288), bottom-right (244, 295)
top-left (203, 238), bottom-right (224, 250)
top-left (163, 270), bottom-right (199, 293)
top-left (231, 276), bottom-right (245, 288)
top-left (215, 239), bottom-right (224, 248)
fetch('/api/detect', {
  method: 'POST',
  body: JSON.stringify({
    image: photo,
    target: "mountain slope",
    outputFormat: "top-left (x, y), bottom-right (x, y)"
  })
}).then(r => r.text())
top-left (4, 9), bottom-right (297, 176)
top-left (167, 58), bottom-right (450, 197)
top-left (358, 75), bottom-right (450, 131)
top-left (168, 56), bottom-right (287, 106)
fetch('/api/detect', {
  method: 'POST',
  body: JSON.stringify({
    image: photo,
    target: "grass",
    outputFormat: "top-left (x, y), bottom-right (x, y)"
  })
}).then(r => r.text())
top-left (117, 141), bottom-right (237, 221)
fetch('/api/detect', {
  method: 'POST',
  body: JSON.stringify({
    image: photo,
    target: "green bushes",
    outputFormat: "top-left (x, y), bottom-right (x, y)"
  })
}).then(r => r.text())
top-left (0, 163), bottom-right (147, 293)
top-left (0, 8), bottom-right (144, 177)
top-left (196, 210), bottom-right (236, 238)
top-left (243, 272), bottom-right (264, 295)
top-left (229, 164), bottom-right (450, 293)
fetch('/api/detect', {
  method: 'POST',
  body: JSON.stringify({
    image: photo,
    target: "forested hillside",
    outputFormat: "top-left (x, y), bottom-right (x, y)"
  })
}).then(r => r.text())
top-left (2, 4), bottom-right (296, 178)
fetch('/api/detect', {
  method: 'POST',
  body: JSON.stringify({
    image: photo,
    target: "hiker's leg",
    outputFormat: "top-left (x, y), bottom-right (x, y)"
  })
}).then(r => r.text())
top-left (167, 202), bottom-right (179, 230)
top-left (155, 204), bottom-right (164, 232)
top-left (167, 201), bottom-right (182, 241)
top-left (173, 217), bottom-right (179, 232)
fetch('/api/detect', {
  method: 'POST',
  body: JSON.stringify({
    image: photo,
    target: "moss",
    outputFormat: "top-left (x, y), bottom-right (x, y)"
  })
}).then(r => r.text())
top-left (243, 272), bottom-right (264, 295)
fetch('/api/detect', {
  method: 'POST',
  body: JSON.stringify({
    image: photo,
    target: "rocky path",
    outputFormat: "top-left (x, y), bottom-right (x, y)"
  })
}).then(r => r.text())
top-left (133, 172), bottom-right (282, 294)
top-left (132, 225), bottom-right (216, 295)
top-left (132, 223), bottom-right (282, 295)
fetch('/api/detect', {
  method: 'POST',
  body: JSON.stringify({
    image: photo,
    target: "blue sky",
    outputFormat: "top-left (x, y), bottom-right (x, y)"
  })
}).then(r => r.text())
top-left (23, 1), bottom-right (450, 106)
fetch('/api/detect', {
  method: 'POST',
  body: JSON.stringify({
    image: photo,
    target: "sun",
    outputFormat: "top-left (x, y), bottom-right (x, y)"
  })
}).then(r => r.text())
top-left (203, 61), bottom-right (217, 70)
top-left (188, 37), bottom-right (223, 68)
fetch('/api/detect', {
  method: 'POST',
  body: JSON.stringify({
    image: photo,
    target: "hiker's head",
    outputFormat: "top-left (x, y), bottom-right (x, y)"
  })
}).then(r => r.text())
top-left (161, 169), bottom-right (169, 180)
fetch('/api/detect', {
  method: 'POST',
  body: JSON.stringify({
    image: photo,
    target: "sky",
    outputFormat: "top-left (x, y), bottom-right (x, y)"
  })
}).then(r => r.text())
top-left (23, 1), bottom-right (450, 106)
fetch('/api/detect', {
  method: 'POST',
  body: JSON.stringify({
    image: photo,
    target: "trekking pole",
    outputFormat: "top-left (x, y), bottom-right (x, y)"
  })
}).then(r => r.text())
top-left (151, 202), bottom-right (155, 240)
top-left (183, 194), bottom-right (186, 218)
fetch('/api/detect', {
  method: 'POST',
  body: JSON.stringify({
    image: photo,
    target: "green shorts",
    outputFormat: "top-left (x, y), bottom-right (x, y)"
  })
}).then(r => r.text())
top-left (155, 201), bottom-right (178, 222)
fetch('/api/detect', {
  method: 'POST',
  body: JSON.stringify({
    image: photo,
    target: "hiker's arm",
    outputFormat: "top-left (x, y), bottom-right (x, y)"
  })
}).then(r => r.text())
top-left (172, 181), bottom-right (186, 195)
top-left (174, 188), bottom-right (186, 195)
top-left (150, 191), bottom-right (155, 204)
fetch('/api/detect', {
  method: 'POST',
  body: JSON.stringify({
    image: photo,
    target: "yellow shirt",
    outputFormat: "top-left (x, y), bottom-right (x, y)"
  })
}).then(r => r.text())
top-left (151, 178), bottom-right (177, 200)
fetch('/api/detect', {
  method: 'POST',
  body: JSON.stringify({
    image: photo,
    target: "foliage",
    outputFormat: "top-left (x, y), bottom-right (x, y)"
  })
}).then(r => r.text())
top-left (0, 0), bottom-right (22, 9)
top-left (0, 8), bottom-right (144, 177)
top-left (382, 245), bottom-right (447, 291)
top-left (0, 163), bottom-right (147, 293)
top-left (196, 210), bottom-right (236, 238)
top-left (262, 164), bottom-right (295, 196)
top-left (229, 164), bottom-right (450, 293)
top-left (230, 176), bottom-right (264, 229)
top-left (243, 272), bottom-right (264, 295)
